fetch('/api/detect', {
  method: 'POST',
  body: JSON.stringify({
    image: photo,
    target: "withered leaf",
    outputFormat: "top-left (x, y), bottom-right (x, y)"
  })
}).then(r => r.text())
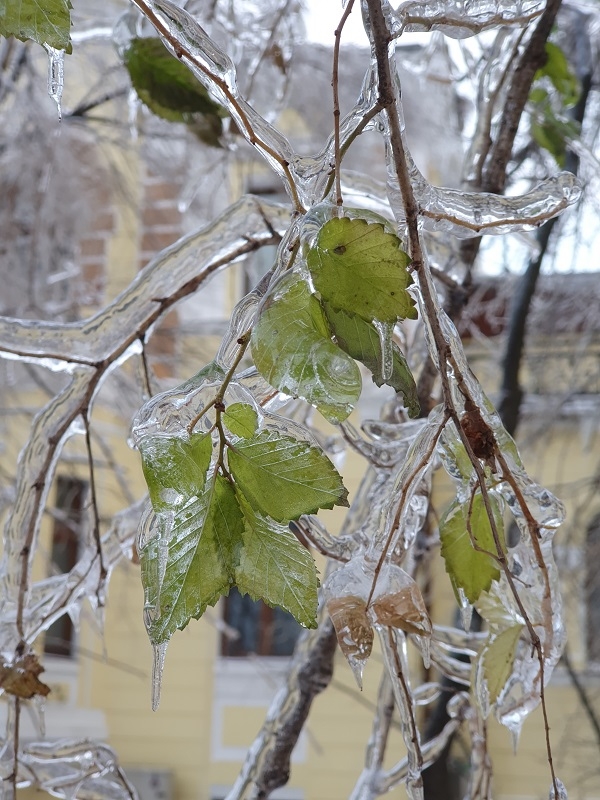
top-left (0, 653), bottom-right (51, 699)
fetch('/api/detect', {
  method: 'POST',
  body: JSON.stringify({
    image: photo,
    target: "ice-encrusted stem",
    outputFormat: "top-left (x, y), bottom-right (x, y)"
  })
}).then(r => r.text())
top-left (377, 693), bottom-right (469, 794)
top-left (348, 672), bottom-right (394, 800)
top-left (129, 0), bottom-right (305, 211)
top-left (379, 627), bottom-right (423, 800)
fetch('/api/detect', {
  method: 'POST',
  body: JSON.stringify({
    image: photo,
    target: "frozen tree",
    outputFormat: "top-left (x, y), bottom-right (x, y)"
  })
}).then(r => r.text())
top-left (0, 1), bottom-right (599, 799)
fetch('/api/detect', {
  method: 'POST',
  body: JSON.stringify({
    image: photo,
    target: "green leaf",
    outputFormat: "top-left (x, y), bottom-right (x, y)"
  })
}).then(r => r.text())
top-left (439, 492), bottom-right (505, 605)
top-left (481, 625), bottom-right (523, 705)
top-left (251, 273), bottom-right (362, 423)
top-left (139, 432), bottom-right (213, 513)
top-left (236, 497), bottom-right (318, 628)
top-left (142, 475), bottom-right (244, 644)
top-left (228, 430), bottom-right (349, 522)
top-left (223, 403), bottom-right (259, 439)
top-left (0, 0), bottom-right (72, 50)
top-left (306, 217), bottom-right (417, 324)
top-left (323, 302), bottom-right (419, 418)
top-left (536, 42), bottom-right (579, 107)
top-left (124, 37), bottom-right (226, 144)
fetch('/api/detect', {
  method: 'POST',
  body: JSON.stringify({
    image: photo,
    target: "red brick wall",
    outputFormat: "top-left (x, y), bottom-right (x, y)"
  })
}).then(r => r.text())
top-left (139, 171), bottom-right (184, 379)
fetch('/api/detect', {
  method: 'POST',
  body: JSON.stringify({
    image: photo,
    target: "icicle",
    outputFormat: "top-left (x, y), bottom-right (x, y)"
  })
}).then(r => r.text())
top-left (151, 641), bottom-right (168, 711)
top-left (458, 588), bottom-right (473, 631)
top-left (43, 46), bottom-right (65, 120)
top-left (549, 778), bottom-right (568, 800)
top-left (372, 320), bottom-right (395, 382)
top-left (508, 717), bottom-right (523, 753)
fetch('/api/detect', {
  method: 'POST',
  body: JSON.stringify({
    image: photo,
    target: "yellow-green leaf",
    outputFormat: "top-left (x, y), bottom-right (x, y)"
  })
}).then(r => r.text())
top-left (223, 403), bottom-right (258, 439)
top-left (141, 475), bottom-right (244, 645)
top-left (124, 37), bottom-right (226, 145)
top-left (323, 302), bottom-right (419, 418)
top-left (482, 625), bottom-right (523, 704)
top-left (228, 430), bottom-right (348, 522)
top-left (440, 491), bottom-right (505, 605)
top-left (236, 497), bottom-right (318, 629)
top-left (252, 273), bottom-right (361, 423)
top-left (306, 217), bottom-right (416, 323)
top-left (139, 432), bottom-right (213, 513)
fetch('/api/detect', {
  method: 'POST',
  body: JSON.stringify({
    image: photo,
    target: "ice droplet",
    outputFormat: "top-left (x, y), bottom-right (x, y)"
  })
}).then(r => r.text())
top-left (372, 320), bottom-right (395, 382)
top-left (418, 635), bottom-right (431, 669)
top-left (151, 641), bottom-right (168, 711)
top-left (44, 46), bottom-right (65, 120)
top-left (549, 777), bottom-right (568, 800)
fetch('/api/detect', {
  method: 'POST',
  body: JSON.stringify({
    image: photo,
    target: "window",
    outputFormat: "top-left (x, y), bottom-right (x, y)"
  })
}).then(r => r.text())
top-left (44, 476), bottom-right (88, 657)
top-left (221, 588), bottom-right (302, 657)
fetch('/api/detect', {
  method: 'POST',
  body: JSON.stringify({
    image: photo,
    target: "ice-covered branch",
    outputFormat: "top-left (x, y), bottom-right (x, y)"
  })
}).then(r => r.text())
top-left (224, 618), bottom-right (338, 800)
top-left (0, 197), bottom-right (288, 364)
top-left (378, 693), bottom-right (469, 794)
top-left (393, 0), bottom-right (545, 38)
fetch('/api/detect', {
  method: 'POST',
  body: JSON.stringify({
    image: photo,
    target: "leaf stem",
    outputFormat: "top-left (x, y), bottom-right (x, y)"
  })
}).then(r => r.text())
top-left (187, 331), bottom-right (251, 436)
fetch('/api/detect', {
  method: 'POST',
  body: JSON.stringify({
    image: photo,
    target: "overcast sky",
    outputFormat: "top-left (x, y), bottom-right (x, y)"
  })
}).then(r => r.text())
top-left (303, 0), bottom-right (368, 46)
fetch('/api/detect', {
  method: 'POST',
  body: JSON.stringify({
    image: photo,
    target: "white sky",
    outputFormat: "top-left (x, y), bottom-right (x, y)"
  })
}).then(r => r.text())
top-left (303, 0), bottom-right (369, 46)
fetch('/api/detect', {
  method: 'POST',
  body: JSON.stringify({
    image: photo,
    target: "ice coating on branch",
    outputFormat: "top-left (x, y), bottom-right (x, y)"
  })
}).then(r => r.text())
top-left (44, 46), bottom-right (65, 119)
top-left (378, 627), bottom-right (423, 800)
top-left (549, 778), bottom-right (568, 800)
top-left (0, 197), bottom-right (289, 365)
top-left (367, 408), bottom-right (439, 560)
top-left (393, 0), bottom-right (545, 38)
top-left (17, 739), bottom-right (138, 799)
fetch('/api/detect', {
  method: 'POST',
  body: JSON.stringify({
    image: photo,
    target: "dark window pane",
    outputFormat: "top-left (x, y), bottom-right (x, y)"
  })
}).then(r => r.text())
top-left (222, 587), bottom-right (302, 657)
top-left (44, 476), bottom-right (87, 658)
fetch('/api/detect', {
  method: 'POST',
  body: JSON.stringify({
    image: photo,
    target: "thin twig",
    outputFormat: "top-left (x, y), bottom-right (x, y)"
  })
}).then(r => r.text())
top-left (130, 0), bottom-right (305, 213)
top-left (83, 412), bottom-right (107, 586)
top-left (332, 0), bottom-right (356, 206)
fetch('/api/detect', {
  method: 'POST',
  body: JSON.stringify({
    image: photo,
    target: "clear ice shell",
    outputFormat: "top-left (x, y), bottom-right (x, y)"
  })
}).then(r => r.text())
top-left (369, 563), bottom-right (432, 639)
top-left (323, 560), bottom-right (375, 688)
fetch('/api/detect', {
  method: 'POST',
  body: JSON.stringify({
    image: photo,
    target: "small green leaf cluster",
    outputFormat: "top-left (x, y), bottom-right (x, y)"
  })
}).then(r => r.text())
top-left (529, 42), bottom-right (580, 167)
top-left (138, 394), bottom-right (348, 645)
top-left (252, 216), bottom-right (420, 424)
top-left (124, 37), bottom-right (228, 147)
top-left (0, 0), bottom-right (72, 51)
